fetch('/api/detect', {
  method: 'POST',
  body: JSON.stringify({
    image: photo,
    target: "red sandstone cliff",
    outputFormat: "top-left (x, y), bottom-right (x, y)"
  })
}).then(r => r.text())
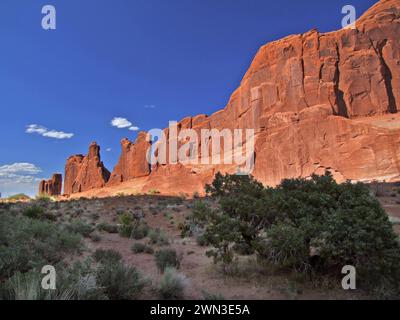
top-left (147, 0), bottom-right (400, 189)
top-left (107, 132), bottom-right (152, 185)
top-left (38, 174), bottom-right (62, 196)
top-left (61, 0), bottom-right (400, 196)
top-left (64, 142), bottom-right (110, 194)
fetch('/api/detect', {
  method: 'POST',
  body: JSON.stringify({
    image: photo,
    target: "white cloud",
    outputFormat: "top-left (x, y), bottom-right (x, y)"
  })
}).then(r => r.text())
top-left (111, 117), bottom-right (132, 129)
top-left (111, 117), bottom-right (139, 131)
top-left (26, 124), bottom-right (74, 139)
top-left (0, 163), bottom-right (43, 198)
top-left (144, 105), bottom-right (156, 109)
top-left (106, 148), bottom-right (112, 152)
top-left (0, 163), bottom-right (42, 175)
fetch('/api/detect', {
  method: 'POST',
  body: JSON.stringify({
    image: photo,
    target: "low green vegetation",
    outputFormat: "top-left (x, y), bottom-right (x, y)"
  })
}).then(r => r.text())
top-left (0, 212), bottom-right (82, 282)
top-left (131, 222), bottom-right (150, 240)
top-left (192, 172), bottom-right (400, 298)
top-left (149, 228), bottom-right (169, 246)
top-left (2, 172), bottom-right (399, 300)
top-left (65, 220), bottom-right (94, 237)
top-left (22, 205), bottom-right (45, 219)
top-left (118, 212), bottom-right (135, 237)
top-left (158, 267), bottom-right (186, 300)
top-left (93, 248), bottom-right (122, 264)
top-left (131, 243), bottom-right (154, 254)
top-left (155, 248), bottom-right (181, 273)
top-left (96, 222), bottom-right (118, 234)
top-left (96, 256), bottom-right (145, 300)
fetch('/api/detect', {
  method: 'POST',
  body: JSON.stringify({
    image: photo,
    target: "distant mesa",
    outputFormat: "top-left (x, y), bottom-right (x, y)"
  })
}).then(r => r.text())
top-left (39, 173), bottom-right (62, 197)
top-left (41, 0), bottom-right (400, 197)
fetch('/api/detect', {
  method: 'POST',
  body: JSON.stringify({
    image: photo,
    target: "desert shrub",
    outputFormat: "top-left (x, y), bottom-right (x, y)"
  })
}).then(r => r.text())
top-left (2, 270), bottom-right (76, 300)
top-left (96, 260), bottom-right (145, 300)
top-left (96, 223), bottom-right (118, 234)
top-left (61, 262), bottom-right (107, 300)
top-left (155, 248), bottom-right (181, 273)
top-left (180, 200), bottom-right (209, 238)
top-left (258, 223), bottom-right (309, 271)
top-left (149, 228), bottom-right (169, 245)
top-left (144, 246), bottom-right (154, 254)
top-left (131, 243), bottom-right (146, 253)
top-left (131, 243), bottom-right (154, 254)
top-left (0, 213), bottom-right (81, 280)
top-left (2, 258), bottom-right (110, 300)
top-left (191, 200), bottom-right (212, 226)
top-left (158, 267), bottom-right (186, 299)
top-left (201, 172), bottom-right (400, 296)
top-left (196, 234), bottom-right (208, 247)
top-left (65, 221), bottom-right (94, 237)
top-left (257, 176), bottom-right (400, 294)
top-left (93, 249), bottom-right (122, 264)
top-left (23, 206), bottom-right (44, 219)
top-left (233, 241), bottom-right (254, 255)
top-left (119, 212), bottom-right (134, 224)
top-left (118, 213), bottom-right (134, 238)
top-left (131, 222), bottom-right (150, 240)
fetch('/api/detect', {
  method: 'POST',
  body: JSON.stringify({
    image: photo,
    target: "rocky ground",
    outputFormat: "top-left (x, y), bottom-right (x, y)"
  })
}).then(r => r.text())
top-left (4, 183), bottom-right (399, 300)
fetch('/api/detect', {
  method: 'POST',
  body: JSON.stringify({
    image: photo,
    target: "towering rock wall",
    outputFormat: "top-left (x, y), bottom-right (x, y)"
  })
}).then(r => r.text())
top-left (64, 142), bottom-right (111, 195)
top-left (108, 132), bottom-right (152, 185)
top-left (147, 0), bottom-right (400, 188)
top-left (62, 0), bottom-right (400, 196)
top-left (38, 174), bottom-right (62, 196)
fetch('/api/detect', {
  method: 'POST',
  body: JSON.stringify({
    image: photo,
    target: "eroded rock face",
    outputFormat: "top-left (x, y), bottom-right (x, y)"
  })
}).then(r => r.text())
top-left (107, 132), bottom-right (152, 185)
top-left (38, 174), bottom-right (62, 196)
top-left (149, 0), bottom-right (400, 188)
top-left (64, 142), bottom-right (110, 195)
top-left (64, 0), bottom-right (400, 195)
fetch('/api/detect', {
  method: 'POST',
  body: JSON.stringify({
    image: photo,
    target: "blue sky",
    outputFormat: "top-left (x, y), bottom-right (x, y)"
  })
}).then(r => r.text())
top-left (0, 0), bottom-right (377, 197)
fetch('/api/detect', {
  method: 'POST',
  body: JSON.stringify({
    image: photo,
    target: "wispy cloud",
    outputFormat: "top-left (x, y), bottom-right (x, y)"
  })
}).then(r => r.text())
top-left (26, 124), bottom-right (74, 139)
top-left (106, 148), bottom-right (112, 152)
top-left (111, 117), bottom-right (139, 131)
top-left (0, 163), bottom-right (43, 198)
top-left (144, 105), bottom-right (156, 109)
top-left (0, 163), bottom-right (42, 175)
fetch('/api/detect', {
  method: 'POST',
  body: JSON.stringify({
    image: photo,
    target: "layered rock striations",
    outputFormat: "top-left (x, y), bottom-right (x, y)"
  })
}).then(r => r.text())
top-left (64, 142), bottom-right (111, 194)
top-left (38, 174), bottom-right (62, 196)
top-left (60, 0), bottom-right (400, 196)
